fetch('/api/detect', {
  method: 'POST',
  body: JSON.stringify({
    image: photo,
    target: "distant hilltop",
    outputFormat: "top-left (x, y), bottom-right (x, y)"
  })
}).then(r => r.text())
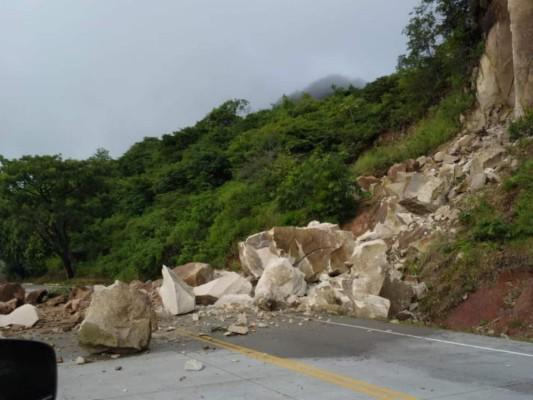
top-left (284, 74), bottom-right (366, 101)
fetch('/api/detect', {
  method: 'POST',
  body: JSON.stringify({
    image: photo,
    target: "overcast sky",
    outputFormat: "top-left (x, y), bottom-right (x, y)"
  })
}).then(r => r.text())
top-left (1, 0), bottom-right (419, 160)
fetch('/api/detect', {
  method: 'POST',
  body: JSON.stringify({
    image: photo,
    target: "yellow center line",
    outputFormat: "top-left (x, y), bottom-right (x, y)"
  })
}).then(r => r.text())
top-left (175, 328), bottom-right (417, 400)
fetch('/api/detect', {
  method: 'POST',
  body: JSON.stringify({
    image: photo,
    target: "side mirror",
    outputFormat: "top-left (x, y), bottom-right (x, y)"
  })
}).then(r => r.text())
top-left (0, 339), bottom-right (57, 400)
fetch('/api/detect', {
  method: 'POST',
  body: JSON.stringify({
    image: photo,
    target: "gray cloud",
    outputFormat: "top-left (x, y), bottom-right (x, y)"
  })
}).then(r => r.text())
top-left (0, 0), bottom-right (419, 159)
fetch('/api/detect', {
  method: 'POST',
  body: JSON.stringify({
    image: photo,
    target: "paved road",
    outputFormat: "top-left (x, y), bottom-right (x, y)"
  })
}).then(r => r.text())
top-left (57, 316), bottom-right (533, 399)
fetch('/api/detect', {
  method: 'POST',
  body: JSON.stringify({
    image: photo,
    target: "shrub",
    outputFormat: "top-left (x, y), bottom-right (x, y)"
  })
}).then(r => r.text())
top-left (509, 112), bottom-right (533, 141)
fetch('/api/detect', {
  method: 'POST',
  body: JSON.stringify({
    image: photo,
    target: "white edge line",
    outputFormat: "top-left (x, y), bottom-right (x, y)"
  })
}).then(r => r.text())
top-left (312, 318), bottom-right (533, 359)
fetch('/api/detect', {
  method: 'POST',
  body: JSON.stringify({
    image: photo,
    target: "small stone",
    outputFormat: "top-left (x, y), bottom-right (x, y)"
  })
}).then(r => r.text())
top-left (227, 324), bottom-right (249, 335)
top-left (75, 356), bottom-right (86, 365)
top-left (179, 376), bottom-right (187, 382)
top-left (192, 313), bottom-right (200, 322)
top-left (111, 354), bottom-right (121, 359)
top-left (184, 359), bottom-right (204, 371)
top-left (56, 357), bottom-right (64, 364)
top-left (115, 366), bottom-right (123, 371)
top-left (236, 313), bottom-right (247, 326)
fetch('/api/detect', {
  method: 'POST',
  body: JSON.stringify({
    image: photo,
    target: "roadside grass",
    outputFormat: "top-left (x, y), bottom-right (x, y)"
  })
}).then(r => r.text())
top-left (352, 91), bottom-right (473, 177)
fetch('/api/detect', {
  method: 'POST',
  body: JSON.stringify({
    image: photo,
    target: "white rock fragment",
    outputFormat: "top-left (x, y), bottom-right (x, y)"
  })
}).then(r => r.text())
top-left (184, 359), bottom-right (204, 371)
top-left (0, 304), bottom-right (39, 328)
top-left (214, 294), bottom-right (254, 308)
top-left (227, 324), bottom-right (249, 335)
top-left (254, 258), bottom-right (306, 308)
top-left (159, 265), bottom-right (195, 316)
top-left (194, 272), bottom-right (252, 301)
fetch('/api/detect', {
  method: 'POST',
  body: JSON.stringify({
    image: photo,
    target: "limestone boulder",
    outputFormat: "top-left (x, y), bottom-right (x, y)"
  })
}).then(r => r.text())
top-left (306, 282), bottom-right (340, 310)
top-left (238, 231), bottom-right (278, 279)
top-left (400, 173), bottom-right (450, 214)
top-left (380, 277), bottom-right (415, 317)
top-left (0, 304), bottom-right (39, 328)
top-left (159, 265), bottom-right (195, 315)
top-left (78, 281), bottom-right (153, 352)
top-left (350, 240), bottom-right (388, 296)
top-left (193, 272), bottom-right (252, 304)
top-left (270, 225), bottom-right (355, 281)
top-left (240, 223), bottom-right (356, 282)
top-left (254, 258), bottom-right (306, 309)
top-left (173, 262), bottom-right (214, 287)
top-left (0, 283), bottom-right (25, 306)
top-left (352, 294), bottom-right (391, 320)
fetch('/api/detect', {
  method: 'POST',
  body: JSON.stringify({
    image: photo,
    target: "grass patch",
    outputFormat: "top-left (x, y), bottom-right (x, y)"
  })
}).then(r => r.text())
top-left (352, 91), bottom-right (472, 176)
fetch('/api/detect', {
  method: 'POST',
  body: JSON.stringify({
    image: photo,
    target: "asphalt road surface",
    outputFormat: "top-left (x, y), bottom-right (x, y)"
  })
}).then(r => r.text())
top-left (57, 316), bottom-right (533, 400)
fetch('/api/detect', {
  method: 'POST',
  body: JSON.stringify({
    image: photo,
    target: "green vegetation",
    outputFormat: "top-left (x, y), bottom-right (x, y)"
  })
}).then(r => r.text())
top-left (417, 139), bottom-right (533, 319)
top-left (0, 0), bottom-right (487, 280)
top-left (509, 111), bottom-right (533, 141)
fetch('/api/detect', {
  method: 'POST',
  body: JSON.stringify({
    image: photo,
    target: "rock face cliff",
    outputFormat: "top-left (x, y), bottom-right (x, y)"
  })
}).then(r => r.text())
top-left (475, 0), bottom-right (533, 126)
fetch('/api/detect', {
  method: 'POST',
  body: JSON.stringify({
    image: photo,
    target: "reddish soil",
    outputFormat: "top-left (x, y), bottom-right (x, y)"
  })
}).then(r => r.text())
top-left (445, 270), bottom-right (533, 338)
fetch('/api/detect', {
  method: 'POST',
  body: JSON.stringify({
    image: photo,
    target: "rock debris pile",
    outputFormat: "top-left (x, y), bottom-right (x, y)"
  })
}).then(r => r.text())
top-left (0, 124), bottom-right (516, 352)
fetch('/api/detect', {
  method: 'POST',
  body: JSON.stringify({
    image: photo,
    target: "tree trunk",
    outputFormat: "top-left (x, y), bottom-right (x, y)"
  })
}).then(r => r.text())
top-left (61, 251), bottom-right (75, 279)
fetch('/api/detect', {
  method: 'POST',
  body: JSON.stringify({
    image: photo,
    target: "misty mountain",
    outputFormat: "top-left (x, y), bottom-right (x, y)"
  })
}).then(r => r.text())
top-left (285, 74), bottom-right (366, 101)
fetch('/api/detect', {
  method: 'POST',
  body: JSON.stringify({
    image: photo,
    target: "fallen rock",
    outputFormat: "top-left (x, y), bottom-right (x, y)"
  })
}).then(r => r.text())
top-left (78, 281), bottom-right (153, 352)
top-left (214, 294), bottom-right (254, 308)
top-left (173, 262), bottom-right (214, 287)
top-left (194, 272), bottom-right (252, 304)
top-left (227, 324), bottom-right (249, 335)
top-left (238, 231), bottom-right (279, 279)
top-left (352, 294), bottom-right (391, 320)
top-left (254, 258), bottom-right (306, 309)
top-left (350, 240), bottom-right (388, 296)
top-left (0, 283), bottom-right (25, 306)
top-left (0, 299), bottom-right (18, 315)
top-left (271, 225), bottom-right (355, 280)
top-left (0, 304), bottom-right (39, 328)
top-left (75, 356), bottom-right (86, 365)
top-left (159, 265), bottom-right (195, 316)
top-left (380, 277), bottom-right (414, 316)
top-left (184, 359), bottom-right (204, 371)
top-left (26, 288), bottom-right (48, 305)
top-left (400, 173), bottom-right (449, 214)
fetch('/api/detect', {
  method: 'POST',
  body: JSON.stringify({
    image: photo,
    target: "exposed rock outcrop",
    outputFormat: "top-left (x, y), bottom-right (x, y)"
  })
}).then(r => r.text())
top-left (475, 0), bottom-right (533, 126)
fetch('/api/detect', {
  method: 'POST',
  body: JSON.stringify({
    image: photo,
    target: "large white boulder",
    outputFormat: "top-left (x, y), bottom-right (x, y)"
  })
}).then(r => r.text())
top-left (0, 304), bottom-right (39, 328)
top-left (238, 231), bottom-right (279, 280)
top-left (350, 240), bottom-right (388, 296)
top-left (352, 294), bottom-right (391, 320)
top-left (159, 265), bottom-right (195, 315)
top-left (194, 272), bottom-right (252, 303)
top-left (78, 281), bottom-right (153, 352)
top-left (254, 258), bottom-right (306, 308)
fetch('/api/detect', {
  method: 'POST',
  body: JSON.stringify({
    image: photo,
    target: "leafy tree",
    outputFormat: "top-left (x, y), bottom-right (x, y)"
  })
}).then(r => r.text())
top-left (0, 155), bottom-right (111, 278)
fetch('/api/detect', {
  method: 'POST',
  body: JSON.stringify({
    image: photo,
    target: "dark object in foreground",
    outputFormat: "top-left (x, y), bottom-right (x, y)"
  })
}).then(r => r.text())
top-left (0, 339), bottom-right (57, 400)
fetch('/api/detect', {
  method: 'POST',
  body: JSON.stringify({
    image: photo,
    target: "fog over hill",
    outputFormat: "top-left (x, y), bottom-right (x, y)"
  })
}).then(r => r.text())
top-left (285, 74), bottom-right (366, 101)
